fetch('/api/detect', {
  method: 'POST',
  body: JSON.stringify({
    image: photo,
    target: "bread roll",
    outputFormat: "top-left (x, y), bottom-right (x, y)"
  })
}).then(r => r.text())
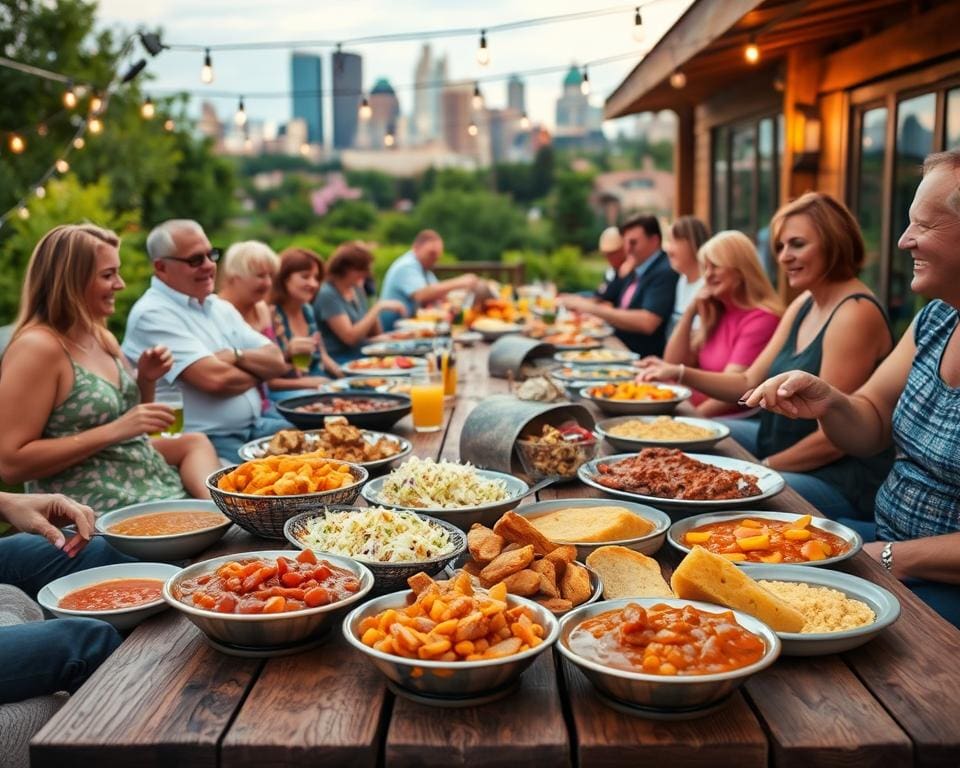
top-left (584, 546), bottom-right (673, 600)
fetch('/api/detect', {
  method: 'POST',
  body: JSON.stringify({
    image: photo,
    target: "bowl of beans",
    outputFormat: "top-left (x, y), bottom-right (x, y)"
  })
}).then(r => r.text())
top-left (95, 499), bottom-right (232, 560)
top-left (277, 392), bottom-right (412, 430)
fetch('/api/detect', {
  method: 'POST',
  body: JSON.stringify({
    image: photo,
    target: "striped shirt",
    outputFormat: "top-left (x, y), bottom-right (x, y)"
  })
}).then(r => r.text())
top-left (876, 300), bottom-right (960, 540)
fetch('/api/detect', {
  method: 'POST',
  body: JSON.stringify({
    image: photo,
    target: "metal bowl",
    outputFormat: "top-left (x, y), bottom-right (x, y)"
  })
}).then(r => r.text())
top-left (596, 415), bottom-right (731, 452)
top-left (38, 562), bottom-right (179, 631)
top-left (739, 564), bottom-right (901, 656)
top-left (360, 468), bottom-right (529, 530)
top-left (550, 366), bottom-right (638, 385)
top-left (343, 590), bottom-right (559, 703)
top-left (205, 462), bottom-right (368, 540)
top-left (667, 511), bottom-right (862, 567)
top-left (553, 349), bottom-right (638, 365)
top-left (164, 550), bottom-right (373, 648)
top-left (557, 597), bottom-right (781, 715)
top-left (284, 507), bottom-right (467, 592)
top-left (580, 383), bottom-right (692, 415)
top-left (276, 392), bottom-right (412, 431)
top-left (361, 340), bottom-right (435, 357)
top-left (94, 499), bottom-right (231, 561)
top-left (515, 497), bottom-right (671, 560)
top-left (237, 428), bottom-right (412, 472)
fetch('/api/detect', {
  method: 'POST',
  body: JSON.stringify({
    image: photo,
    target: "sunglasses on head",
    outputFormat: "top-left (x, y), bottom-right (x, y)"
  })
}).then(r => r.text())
top-left (162, 248), bottom-right (222, 268)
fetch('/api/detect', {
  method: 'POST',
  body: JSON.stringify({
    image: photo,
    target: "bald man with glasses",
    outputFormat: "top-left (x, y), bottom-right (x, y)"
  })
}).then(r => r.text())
top-left (122, 220), bottom-right (292, 462)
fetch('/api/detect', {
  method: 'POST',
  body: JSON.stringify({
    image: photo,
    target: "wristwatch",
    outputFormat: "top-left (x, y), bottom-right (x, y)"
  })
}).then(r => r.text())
top-left (880, 542), bottom-right (894, 573)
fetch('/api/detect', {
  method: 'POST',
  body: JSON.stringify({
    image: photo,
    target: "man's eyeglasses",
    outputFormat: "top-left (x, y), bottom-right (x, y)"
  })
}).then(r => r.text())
top-left (162, 248), bottom-right (221, 268)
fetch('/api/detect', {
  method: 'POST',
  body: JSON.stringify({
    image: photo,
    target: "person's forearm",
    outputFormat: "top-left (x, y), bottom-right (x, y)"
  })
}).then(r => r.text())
top-left (663, 310), bottom-right (696, 364)
top-left (695, 397), bottom-right (741, 418)
top-left (334, 310), bottom-right (380, 347)
top-left (890, 533), bottom-right (960, 584)
top-left (0, 423), bottom-right (122, 484)
top-left (585, 303), bottom-right (661, 335)
top-left (680, 366), bottom-right (754, 403)
top-left (820, 391), bottom-right (891, 457)
top-left (137, 377), bottom-right (156, 404)
top-left (764, 428), bottom-right (845, 472)
top-left (235, 347), bottom-right (288, 379)
top-left (412, 276), bottom-right (467, 306)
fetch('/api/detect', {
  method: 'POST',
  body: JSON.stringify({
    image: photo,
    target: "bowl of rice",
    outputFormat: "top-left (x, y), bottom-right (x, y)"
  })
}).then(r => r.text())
top-left (360, 456), bottom-right (530, 530)
top-left (596, 415), bottom-right (730, 452)
top-left (739, 564), bottom-right (901, 656)
top-left (284, 506), bottom-right (466, 592)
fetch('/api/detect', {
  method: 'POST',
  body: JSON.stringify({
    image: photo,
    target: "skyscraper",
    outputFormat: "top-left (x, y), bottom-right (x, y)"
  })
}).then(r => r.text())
top-left (556, 64), bottom-right (603, 131)
top-left (507, 74), bottom-right (525, 114)
top-left (412, 45), bottom-right (446, 144)
top-left (291, 52), bottom-right (323, 145)
top-left (332, 50), bottom-right (362, 149)
top-left (369, 78), bottom-right (400, 147)
top-left (441, 83), bottom-right (474, 155)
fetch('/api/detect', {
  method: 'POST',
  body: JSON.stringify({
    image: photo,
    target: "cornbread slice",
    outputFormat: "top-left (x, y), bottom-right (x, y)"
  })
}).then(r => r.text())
top-left (671, 546), bottom-right (805, 632)
top-left (585, 546), bottom-right (673, 599)
top-left (529, 506), bottom-right (654, 543)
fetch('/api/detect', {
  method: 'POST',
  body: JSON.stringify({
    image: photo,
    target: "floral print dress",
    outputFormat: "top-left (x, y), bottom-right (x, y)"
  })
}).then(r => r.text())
top-left (25, 358), bottom-right (186, 514)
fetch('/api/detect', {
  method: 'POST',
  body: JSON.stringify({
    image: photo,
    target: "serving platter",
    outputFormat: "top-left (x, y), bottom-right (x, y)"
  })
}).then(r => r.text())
top-left (577, 452), bottom-right (785, 509)
top-left (343, 356), bottom-right (427, 377)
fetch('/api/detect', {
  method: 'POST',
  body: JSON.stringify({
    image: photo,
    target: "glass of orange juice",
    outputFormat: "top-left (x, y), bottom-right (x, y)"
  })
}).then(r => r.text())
top-left (434, 338), bottom-right (457, 398)
top-left (409, 369), bottom-right (445, 432)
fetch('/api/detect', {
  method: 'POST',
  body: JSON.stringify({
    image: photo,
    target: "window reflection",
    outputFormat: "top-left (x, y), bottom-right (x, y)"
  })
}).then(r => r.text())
top-left (730, 124), bottom-right (757, 236)
top-left (712, 126), bottom-right (729, 233)
top-left (947, 88), bottom-right (960, 150)
top-left (857, 107), bottom-right (887, 293)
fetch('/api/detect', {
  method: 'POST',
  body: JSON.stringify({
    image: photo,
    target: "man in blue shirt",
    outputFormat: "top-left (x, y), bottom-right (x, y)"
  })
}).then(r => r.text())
top-left (379, 230), bottom-right (480, 331)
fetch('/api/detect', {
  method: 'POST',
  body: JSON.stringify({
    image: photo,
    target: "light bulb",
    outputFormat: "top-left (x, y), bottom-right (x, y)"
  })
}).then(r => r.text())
top-left (73, 136), bottom-right (85, 149)
top-left (384, 132), bottom-right (395, 147)
top-left (745, 41), bottom-right (759, 64)
top-left (88, 117), bottom-right (103, 134)
top-left (9, 134), bottom-right (25, 153)
top-left (37, 123), bottom-right (48, 137)
top-left (90, 94), bottom-right (103, 114)
top-left (201, 48), bottom-right (214, 84)
top-left (520, 113), bottom-right (531, 130)
top-left (55, 159), bottom-right (70, 173)
top-left (472, 83), bottom-right (483, 111)
top-left (35, 186), bottom-right (46, 198)
top-left (669, 70), bottom-right (687, 89)
top-left (17, 206), bottom-right (30, 220)
top-left (234, 97), bottom-right (247, 127)
top-left (633, 8), bottom-right (644, 42)
top-left (467, 121), bottom-right (478, 137)
top-left (141, 97), bottom-right (155, 119)
top-left (299, 143), bottom-right (310, 156)
top-left (477, 30), bottom-right (490, 66)
top-left (164, 119), bottom-right (175, 132)
top-left (580, 70), bottom-right (590, 96)
top-left (63, 85), bottom-right (77, 109)
top-left (359, 97), bottom-right (372, 121)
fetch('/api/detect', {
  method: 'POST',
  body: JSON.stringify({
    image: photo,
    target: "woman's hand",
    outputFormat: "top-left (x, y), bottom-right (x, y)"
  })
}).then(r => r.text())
top-left (111, 403), bottom-right (175, 442)
top-left (0, 492), bottom-right (96, 557)
top-left (137, 345), bottom-right (173, 383)
top-left (634, 356), bottom-right (681, 382)
top-left (375, 299), bottom-right (408, 317)
top-left (558, 294), bottom-right (591, 312)
top-left (287, 336), bottom-right (318, 357)
top-left (741, 371), bottom-right (836, 419)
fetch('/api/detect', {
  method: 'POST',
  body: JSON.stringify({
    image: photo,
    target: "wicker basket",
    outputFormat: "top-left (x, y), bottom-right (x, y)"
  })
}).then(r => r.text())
top-left (205, 464), bottom-right (369, 539)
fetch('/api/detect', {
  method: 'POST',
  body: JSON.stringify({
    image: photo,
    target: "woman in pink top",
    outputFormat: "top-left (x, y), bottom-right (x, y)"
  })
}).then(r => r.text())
top-left (647, 231), bottom-right (783, 416)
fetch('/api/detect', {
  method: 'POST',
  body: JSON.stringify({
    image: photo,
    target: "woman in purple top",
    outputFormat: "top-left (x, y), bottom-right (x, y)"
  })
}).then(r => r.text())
top-left (654, 231), bottom-right (782, 416)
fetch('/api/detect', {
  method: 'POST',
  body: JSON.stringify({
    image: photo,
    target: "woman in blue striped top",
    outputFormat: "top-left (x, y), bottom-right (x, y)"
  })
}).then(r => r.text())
top-left (744, 149), bottom-right (960, 627)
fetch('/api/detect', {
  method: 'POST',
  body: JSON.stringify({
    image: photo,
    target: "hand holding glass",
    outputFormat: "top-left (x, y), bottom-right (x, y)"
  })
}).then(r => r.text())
top-left (151, 388), bottom-right (184, 438)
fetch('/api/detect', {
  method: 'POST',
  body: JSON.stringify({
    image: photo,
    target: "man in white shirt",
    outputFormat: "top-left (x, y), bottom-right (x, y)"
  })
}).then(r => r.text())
top-left (122, 220), bottom-right (292, 462)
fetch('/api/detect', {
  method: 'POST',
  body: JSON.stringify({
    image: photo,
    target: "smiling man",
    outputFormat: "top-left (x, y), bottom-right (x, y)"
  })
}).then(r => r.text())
top-left (121, 220), bottom-right (291, 462)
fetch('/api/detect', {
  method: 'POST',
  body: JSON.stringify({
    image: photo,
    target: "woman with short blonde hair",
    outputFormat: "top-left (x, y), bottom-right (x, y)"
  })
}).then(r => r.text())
top-left (218, 240), bottom-right (280, 336)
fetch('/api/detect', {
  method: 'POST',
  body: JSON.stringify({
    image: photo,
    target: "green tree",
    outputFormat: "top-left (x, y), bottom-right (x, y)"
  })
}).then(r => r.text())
top-left (551, 170), bottom-right (598, 251)
top-left (414, 188), bottom-right (527, 262)
top-left (530, 145), bottom-right (556, 199)
top-left (322, 199), bottom-right (378, 231)
top-left (344, 170), bottom-right (397, 209)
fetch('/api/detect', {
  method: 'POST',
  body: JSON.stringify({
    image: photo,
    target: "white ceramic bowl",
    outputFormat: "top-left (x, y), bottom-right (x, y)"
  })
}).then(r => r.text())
top-left (37, 562), bottom-right (180, 630)
top-left (95, 499), bottom-right (231, 561)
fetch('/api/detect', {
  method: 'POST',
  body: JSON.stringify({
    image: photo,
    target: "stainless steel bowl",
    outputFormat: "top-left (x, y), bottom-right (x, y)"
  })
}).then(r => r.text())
top-left (237, 428), bottom-right (413, 472)
top-left (343, 590), bottom-right (559, 702)
top-left (164, 550), bottom-right (373, 648)
top-left (579, 383), bottom-right (692, 415)
top-left (360, 468), bottom-right (529, 530)
top-left (557, 597), bottom-right (781, 715)
top-left (596, 415), bottom-right (730, 452)
top-left (284, 507), bottom-right (467, 592)
top-left (95, 499), bottom-right (231, 560)
top-left (515, 497), bottom-right (671, 560)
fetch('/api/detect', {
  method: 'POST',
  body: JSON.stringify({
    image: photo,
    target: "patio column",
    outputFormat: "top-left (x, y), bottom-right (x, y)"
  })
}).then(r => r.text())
top-left (673, 105), bottom-right (695, 217)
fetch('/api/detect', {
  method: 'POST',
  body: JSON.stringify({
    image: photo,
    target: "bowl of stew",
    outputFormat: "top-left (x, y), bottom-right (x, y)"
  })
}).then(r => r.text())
top-left (37, 562), bottom-right (181, 631)
top-left (163, 549), bottom-right (373, 651)
top-left (95, 499), bottom-right (232, 561)
top-left (277, 392), bottom-right (412, 431)
top-left (556, 597), bottom-right (780, 717)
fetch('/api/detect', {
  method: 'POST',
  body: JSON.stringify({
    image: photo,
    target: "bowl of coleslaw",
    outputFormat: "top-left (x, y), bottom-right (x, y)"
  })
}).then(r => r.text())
top-left (283, 506), bottom-right (466, 592)
top-left (360, 456), bottom-right (530, 530)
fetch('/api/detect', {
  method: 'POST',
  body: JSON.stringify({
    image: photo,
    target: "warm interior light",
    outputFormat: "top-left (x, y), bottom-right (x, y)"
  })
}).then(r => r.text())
top-left (669, 70), bottom-right (687, 89)
top-left (744, 41), bottom-right (760, 64)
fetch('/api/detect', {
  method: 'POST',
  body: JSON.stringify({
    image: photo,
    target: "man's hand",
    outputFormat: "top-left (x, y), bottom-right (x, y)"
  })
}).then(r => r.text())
top-left (137, 345), bottom-right (174, 383)
top-left (1, 492), bottom-right (96, 557)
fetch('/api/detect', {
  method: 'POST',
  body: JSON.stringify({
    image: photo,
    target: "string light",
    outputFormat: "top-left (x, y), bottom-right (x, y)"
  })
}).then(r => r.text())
top-left (63, 82), bottom-right (77, 109)
top-left (633, 7), bottom-right (644, 42)
top-left (201, 48), bottom-right (214, 83)
top-left (477, 30), bottom-right (490, 66)
top-left (234, 96), bottom-right (247, 126)
top-left (73, 136), bottom-right (85, 149)
top-left (472, 82), bottom-right (483, 110)
top-left (17, 205), bottom-right (29, 220)
top-left (580, 67), bottom-right (590, 96)
top-left (55, 159), bottom-right (70, 173)
top-left (34, 186), bottom-right (46, 198)
top-left (384, 129), bottom-right (395, 147)
top-left (467, 121), bottom-right (479, 137)
top-left (520, 112), bottom-right (531, 130)
top-left (36, 123), bottom-right (48, 137)
top-left (669, 69), bottom-right (687, 89)
top-left (164, 118), bottom-right (176, 131)
top-left (88, 117), bottom-right (103, 134)
top-left (141, 96), bottom-right (155, 119)
top-left (744, 37), bottom-right (759, 64)
top-left (359, 96), bottom-right (372, 120)
top-left (9, 134), bottom-right (25, 153)
top-left (90, 94), bottom-right (104, 114)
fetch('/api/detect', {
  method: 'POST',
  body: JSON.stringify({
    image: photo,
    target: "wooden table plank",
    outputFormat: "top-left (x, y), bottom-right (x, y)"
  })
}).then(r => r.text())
top-left (385, 651), bottom-right (571, 768)
top-left (221, 636), bottom-right (387, 768)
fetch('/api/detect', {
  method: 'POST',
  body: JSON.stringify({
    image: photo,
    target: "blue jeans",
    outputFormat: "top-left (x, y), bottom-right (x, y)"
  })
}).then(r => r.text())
top-left (208, 414), bottom-right (294, 464)
top-left (0, 534), bottom-right (132, 703)
top-left (717, 416), bottom-right (857, 520)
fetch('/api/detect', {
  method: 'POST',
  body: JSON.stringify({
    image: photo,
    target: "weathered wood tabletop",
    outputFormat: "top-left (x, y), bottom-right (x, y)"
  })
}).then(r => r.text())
top-left (32, 340), bottom-right (960, 768)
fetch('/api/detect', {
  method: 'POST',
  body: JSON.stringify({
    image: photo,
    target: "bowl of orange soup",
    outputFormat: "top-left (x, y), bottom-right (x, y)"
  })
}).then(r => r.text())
top-left (96, 500), bottom-right (232, 560)
top-left (37, 562), bottom-right (181, 630)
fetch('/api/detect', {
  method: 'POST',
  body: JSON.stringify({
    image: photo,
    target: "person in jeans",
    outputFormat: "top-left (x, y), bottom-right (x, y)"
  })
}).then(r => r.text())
top-left (0, 492), bottom-right (130, 704)
top-left (122, 220), bottom-right (292, 463)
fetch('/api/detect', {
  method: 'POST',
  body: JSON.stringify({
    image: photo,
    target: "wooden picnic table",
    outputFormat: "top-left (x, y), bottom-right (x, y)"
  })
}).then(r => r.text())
top-left (32, 339), bottom-right (960, 768)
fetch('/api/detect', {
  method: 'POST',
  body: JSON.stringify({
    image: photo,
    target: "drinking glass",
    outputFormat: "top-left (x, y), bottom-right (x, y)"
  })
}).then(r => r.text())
top-left (434, 337), bottom-right (457, 398)
top-left (291, 351), bottom-right (313, 373)
top-left (152, 387), bottom-right (184, 438)
top-left (409, 370), bottom-right (445, 432)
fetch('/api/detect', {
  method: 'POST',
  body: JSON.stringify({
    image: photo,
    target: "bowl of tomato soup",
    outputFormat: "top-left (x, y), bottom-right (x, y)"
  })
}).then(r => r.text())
top-left (38, 562), bottom-right (180, 630)
top-left (96, 500), bottom-right (231, 560)
top-left (557, 597), bottom-right (780, 717)
top-left (164, 550), bottom-right (373, 652)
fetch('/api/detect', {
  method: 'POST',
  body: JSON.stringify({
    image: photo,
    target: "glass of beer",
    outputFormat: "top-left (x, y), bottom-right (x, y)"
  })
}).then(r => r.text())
top-left (409, 369), bottom-right (444, 432)
top-left (291, 351), bottom-right (312, 373)
top-left (152, 387), bottom-right (184, 438)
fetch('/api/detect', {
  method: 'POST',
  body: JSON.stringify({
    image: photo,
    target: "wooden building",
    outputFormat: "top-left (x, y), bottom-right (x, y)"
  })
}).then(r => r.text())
top-left (606, 0), bottom-right (960, 335)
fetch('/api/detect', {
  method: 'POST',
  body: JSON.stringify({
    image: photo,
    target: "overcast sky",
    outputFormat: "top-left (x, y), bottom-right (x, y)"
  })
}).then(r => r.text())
top-left (97, 0), bottom-right (691, 138)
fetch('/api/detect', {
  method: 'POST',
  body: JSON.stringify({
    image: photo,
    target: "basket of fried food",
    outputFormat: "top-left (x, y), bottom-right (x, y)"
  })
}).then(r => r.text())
top-left (206, 453), bottom-right (369, 539)
top-left (342, 570), bottom-right (560, 705)
top-left (454, 510), bottom-right (602, 615)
